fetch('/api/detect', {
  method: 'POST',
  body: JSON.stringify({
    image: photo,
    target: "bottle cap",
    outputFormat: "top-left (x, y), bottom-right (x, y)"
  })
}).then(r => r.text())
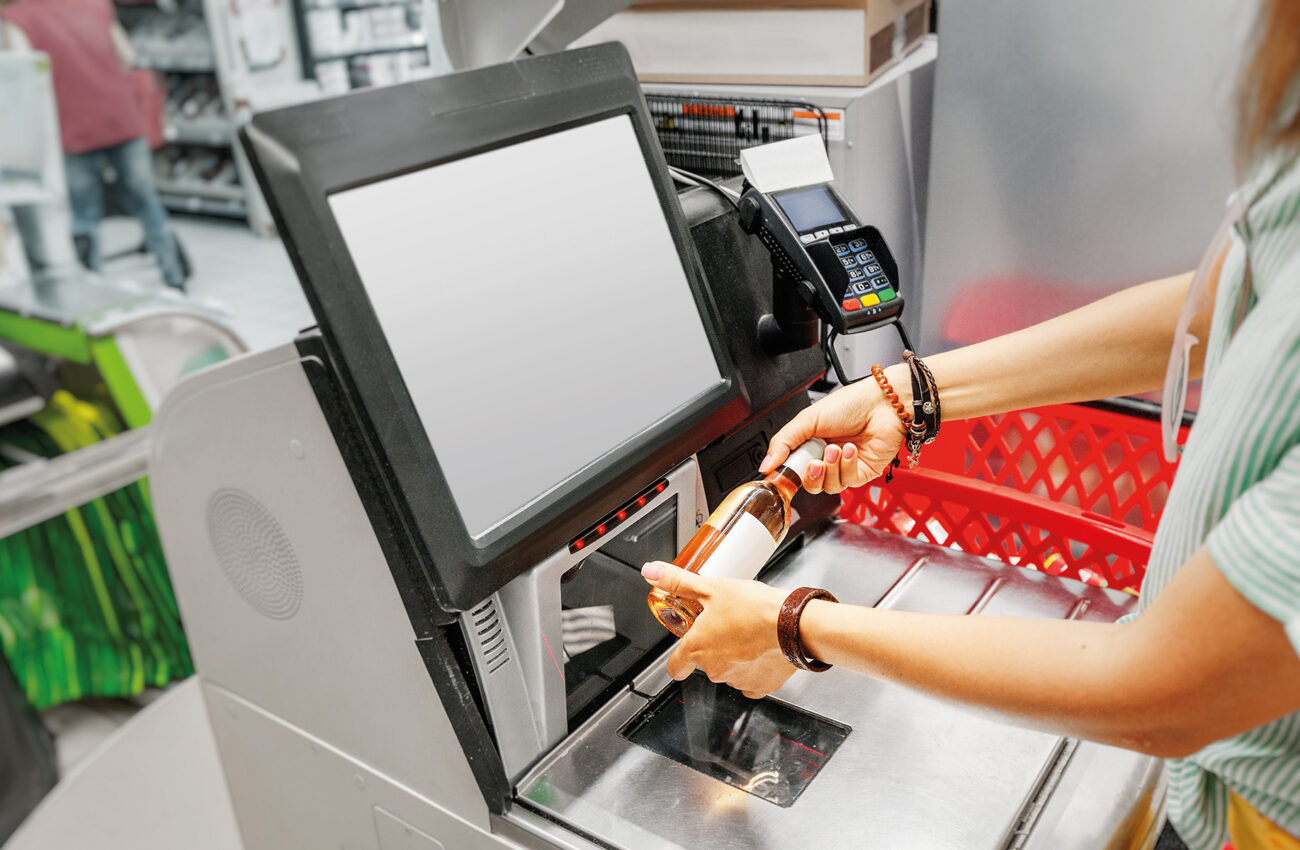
top-left (780, 438), bottom-right (826, 483)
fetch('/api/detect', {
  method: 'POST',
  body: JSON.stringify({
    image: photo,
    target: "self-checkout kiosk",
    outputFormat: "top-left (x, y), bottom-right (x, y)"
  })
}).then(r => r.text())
top-left (22, 42), bottom-right (1167, 850)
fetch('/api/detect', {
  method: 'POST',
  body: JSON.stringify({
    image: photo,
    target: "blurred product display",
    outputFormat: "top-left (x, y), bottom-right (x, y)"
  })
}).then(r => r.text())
top-left (294, 0), bottom-right (432, 94)
top-left (152, 143), bottom-right (243, 216)
top-left (163, 73), bottom-right (227, 131)
top-left (0, 392), bottom-right (194, 711)
top-left (113, 0), bottom-right (309, 231)
top-left (94, 0), bottom-right (440, 228)
top-left (120, 7), bottom-right (215, 72)
top-left (115, 1), bottom-right (245, 220)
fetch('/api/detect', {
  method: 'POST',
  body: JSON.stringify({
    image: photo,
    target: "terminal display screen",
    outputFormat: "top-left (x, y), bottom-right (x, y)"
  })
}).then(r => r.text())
top-left (328, 116), bottom-right (726, 539)
top-left (772, 184), bottom-right (850, 233)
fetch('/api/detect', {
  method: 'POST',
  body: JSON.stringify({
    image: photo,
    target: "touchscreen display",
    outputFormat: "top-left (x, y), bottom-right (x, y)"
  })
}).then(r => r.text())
top-left (620, 672), bottom-right (850, 807)
top-left (773, 184), bottom-right (849, 233)
top-left (328, 116), bottom-right (725, 539)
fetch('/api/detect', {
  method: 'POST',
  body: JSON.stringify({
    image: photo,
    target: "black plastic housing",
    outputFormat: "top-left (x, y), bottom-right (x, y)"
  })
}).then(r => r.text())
top-left (241, 43), bottom-right (748, 614)
top-left (739, 183), bottom-right (905, 335)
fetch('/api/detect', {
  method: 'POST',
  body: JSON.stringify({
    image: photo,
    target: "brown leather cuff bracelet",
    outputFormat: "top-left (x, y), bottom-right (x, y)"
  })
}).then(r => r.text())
top-left (777, 587), bottom-right (838, 672)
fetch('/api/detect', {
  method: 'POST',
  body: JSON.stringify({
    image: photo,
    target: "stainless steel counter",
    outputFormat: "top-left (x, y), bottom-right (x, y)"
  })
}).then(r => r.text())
top-left (516, 523), bottom-right (1162, 850)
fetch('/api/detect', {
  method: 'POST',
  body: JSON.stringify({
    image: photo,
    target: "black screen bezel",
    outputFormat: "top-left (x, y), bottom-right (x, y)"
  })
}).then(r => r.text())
top-left (240, 44), bottom-right (748, 613)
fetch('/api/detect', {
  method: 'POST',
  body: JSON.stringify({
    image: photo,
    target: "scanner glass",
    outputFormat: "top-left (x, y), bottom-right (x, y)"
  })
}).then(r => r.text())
top-left (329, 116), bottom-right (724, 538)
top-left (621, 672), bottom-right (850, 807)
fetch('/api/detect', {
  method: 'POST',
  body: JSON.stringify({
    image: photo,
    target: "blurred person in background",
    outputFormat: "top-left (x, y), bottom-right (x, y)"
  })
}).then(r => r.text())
top-left (0, 0), bottom-right (186, 289)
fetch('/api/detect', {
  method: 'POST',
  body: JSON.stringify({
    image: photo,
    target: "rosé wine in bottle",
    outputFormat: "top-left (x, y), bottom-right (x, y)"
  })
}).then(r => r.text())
top-left (648, 439), bottom-right (825, 636)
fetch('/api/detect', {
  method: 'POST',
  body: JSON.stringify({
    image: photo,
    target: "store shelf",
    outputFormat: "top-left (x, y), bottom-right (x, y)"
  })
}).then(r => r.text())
top-left (163, 117), bottom-right (233, 147)
top-left (135, 51), bottom-right (218, 73)
top-left (311, 37), bottom-right (426, 62)
top-left (0, 182), bottom-right (59, 207)
top-left (155, 178), bottom-right (243, 202)
top-left (159, 191), bottom-right (247, 218)
top-left (303, 0), bottom-right (417, 9)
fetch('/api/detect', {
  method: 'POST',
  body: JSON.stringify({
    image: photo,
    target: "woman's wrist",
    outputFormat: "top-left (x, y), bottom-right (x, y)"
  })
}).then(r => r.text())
top-left (883, 362), bottom-right (913, 418)
top-left (797, 598), bottom-right (845, 668)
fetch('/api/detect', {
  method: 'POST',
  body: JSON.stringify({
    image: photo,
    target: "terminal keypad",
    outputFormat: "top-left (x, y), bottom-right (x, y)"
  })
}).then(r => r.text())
top-left (832, 237), bottom-right (896, 315)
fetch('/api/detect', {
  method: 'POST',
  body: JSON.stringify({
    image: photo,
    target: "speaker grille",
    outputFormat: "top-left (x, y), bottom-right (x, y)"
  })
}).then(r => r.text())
top-left (206, 489), bottom-right (303, 620)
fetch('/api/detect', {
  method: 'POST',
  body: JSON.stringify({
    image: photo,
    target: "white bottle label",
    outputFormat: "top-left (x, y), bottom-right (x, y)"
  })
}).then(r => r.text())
top-left (697, 512), bottom-right (777, 582)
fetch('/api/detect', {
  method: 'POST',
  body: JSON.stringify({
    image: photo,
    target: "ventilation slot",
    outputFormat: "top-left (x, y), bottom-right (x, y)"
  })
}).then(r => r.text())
top-left (470, 598), bottom-right (511, 675)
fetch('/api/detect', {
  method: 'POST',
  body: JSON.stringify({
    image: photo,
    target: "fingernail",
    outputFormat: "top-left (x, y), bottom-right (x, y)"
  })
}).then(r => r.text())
top-left (826, 445), bottom-right (841, 464)
top-left (758, 454), bottom-right (772, 473)
top-left (808, 462), bottom-right (824, 480)
top-left (844, 443), bottom-right (857, 461)
top-left (642, 563), bottom-right (664, 581)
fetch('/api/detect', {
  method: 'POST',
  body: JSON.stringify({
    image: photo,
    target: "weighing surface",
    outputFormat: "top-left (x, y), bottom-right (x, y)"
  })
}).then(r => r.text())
top-left (518, 523), bottom-right (1162, 850)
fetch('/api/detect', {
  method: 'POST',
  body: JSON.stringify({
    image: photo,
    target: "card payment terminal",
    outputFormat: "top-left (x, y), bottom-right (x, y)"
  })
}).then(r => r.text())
top-left (737, 181), bottom-right (904, 337)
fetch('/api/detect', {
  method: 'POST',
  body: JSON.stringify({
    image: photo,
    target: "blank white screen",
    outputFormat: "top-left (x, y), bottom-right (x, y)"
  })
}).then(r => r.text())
top-left (329, 115), bottom-right (723, 538)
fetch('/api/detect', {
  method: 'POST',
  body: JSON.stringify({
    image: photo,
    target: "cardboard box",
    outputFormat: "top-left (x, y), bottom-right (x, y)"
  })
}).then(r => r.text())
top-left (573, 0), bottom-right (930, 87)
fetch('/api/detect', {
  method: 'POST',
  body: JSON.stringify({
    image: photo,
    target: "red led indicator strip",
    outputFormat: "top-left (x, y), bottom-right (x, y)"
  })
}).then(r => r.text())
top-left (569, 478), bottom-right (670, 553)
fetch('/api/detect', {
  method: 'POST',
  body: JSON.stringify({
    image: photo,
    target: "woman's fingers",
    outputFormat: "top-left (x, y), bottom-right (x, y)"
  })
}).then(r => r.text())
top-left (761, 407), bottom-right (819, 474)
top-left (841, 442), bottom-right (869, 488)
top-left (806, 462), bottom-right (826, 496)
top-left (803, 460), bottom-right (826, 494)
top-left (666, 643), bottom-right (696, 681)
top-left (642, 562), bottom-right (713, 601)
top-left (821, 443), bottom-right (843, 493)
top-left (798, 443), bottom-right (877, 494)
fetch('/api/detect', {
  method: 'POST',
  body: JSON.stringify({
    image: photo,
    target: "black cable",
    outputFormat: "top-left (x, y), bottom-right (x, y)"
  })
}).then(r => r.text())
top-left (668, 166), bottom-right (740, 210)
top-left (893, 320), bottom-right (914, 353)
top-left (823, 328), bottom-right (857, 386)
top-left (824, 320), bottom-right (914, 387)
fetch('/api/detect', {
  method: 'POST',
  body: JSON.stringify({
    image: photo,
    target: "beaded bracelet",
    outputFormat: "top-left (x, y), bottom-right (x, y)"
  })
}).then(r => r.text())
top-left (871, 364), bottom-right (911, 426)
top-left (870, 365), bottom-right (909, 482)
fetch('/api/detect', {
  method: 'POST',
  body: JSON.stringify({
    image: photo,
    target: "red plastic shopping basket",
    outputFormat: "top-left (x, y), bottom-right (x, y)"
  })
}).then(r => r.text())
top-left (840, 403), bottom-right (1186, 592)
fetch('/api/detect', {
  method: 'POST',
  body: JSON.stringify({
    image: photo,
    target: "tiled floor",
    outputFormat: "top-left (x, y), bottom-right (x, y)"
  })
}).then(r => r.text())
top-left (38, 212), bottom-right (310, 780)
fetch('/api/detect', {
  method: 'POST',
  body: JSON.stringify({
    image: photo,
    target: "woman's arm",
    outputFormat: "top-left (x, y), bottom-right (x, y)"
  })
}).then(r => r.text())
top-left (763, 271), bottom-right (1204, 491)
top-left (801, 546), bottom-right (1300, 756)
top-left (916, 270), bottom-right (1200, 423)
top-left (642, 546), bottom-right (1300, 758)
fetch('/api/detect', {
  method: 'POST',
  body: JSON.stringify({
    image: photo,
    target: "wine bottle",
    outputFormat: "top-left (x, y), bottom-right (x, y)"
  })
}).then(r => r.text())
top-left (648, 438), bottom-right (825, 636)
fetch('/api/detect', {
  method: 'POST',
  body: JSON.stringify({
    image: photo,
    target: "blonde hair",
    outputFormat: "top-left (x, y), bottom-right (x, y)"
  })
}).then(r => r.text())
top-left (1239, 0), bottom-right (1300, 160)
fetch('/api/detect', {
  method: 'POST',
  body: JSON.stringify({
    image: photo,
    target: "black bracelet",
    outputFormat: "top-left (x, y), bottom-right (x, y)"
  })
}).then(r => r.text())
top-left (902, 351), bottom-right (941, 466)
top-left (916, 355), bottom-right (941, 439)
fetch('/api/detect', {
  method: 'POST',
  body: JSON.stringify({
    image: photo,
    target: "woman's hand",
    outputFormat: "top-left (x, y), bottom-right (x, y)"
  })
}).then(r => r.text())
top-left (761, 365), bottom-right (909, 494)
top-left (642, 561), bottom-right (794, 699)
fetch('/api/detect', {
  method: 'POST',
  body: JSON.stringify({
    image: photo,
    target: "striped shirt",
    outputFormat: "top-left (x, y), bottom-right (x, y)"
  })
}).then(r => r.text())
top-left (1136, 148), bottom-right (1300, 850)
